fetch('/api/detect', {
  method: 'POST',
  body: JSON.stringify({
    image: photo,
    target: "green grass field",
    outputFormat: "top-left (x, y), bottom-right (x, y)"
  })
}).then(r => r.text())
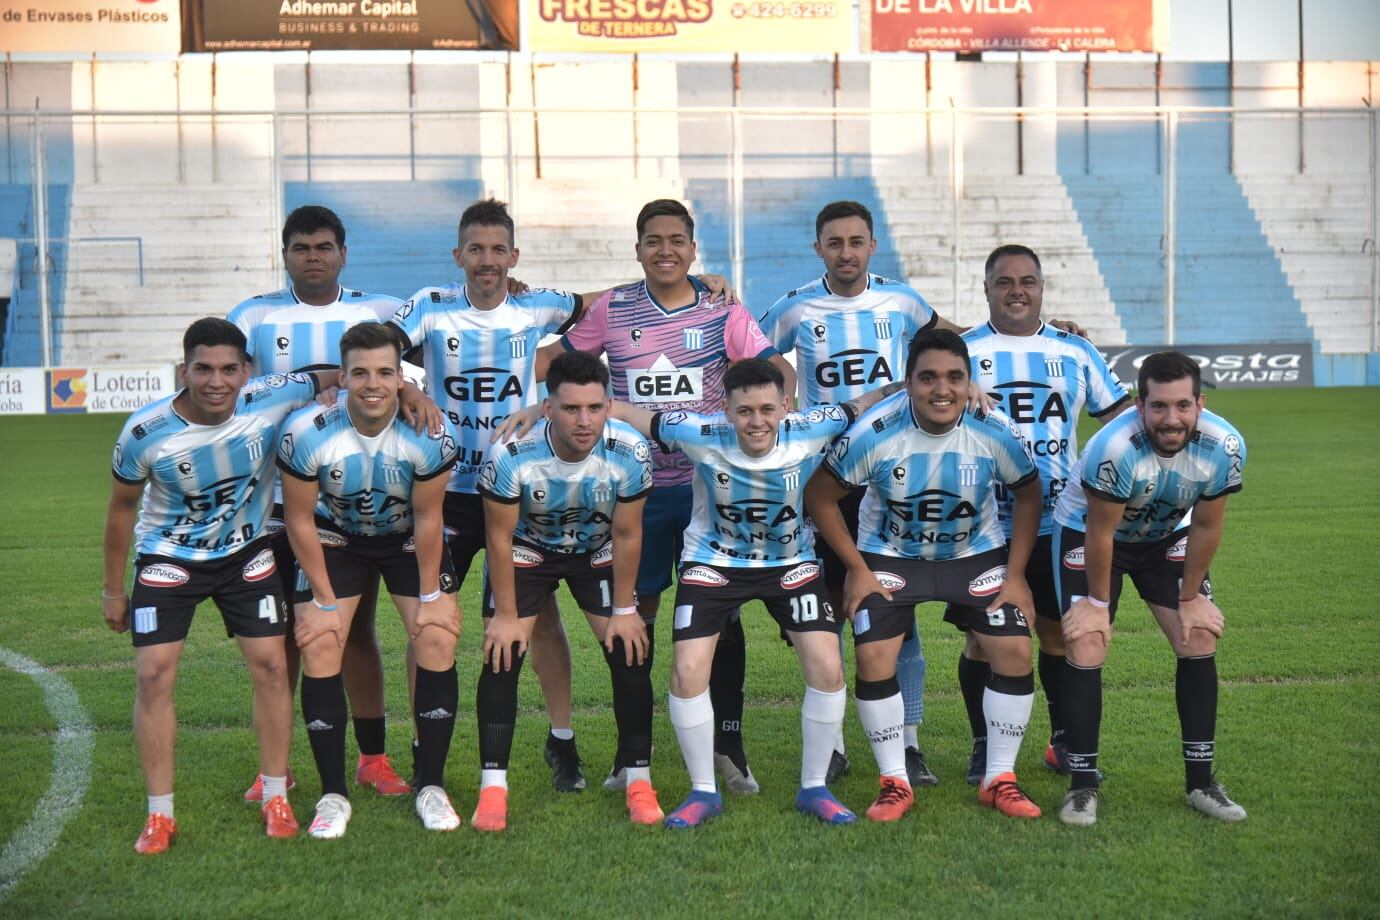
top-left (1, 388), bottom-right (1377, 918)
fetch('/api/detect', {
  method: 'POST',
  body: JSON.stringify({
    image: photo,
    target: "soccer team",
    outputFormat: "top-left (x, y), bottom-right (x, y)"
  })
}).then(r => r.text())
top-left (100, 195), bottom-right (1249, 853)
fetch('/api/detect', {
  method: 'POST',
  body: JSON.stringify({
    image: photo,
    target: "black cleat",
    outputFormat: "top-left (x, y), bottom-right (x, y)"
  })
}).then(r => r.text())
top-left (825, 749), bottom-right (851, 786)
top-left (966, 739), bottom-right (987, 786)
top-left (543, 734), bottom-right (587, 793)
top-left (905, 746), bottom-right (939, 787)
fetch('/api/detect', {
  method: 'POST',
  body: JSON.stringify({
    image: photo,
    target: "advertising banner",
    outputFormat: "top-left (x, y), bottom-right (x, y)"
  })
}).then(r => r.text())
top-left (192, 0), bottom-right (518, 51)
top-left (870, 0), bottom-right (1162, 54)
top-left (0, 368), bottom-right (46, 415)
top-left (1100, 344), bottom-right (1313, 390)
top-left (45, 365), bottom-right (177, 414)
top-left (527, 0), bottom-right (851, 53)
top-left (0, 0), bottom-right (181, 53)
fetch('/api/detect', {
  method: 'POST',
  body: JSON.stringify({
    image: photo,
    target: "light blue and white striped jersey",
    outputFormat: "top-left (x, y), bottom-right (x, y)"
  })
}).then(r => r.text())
top-left (757, 274), bottom-right (937, 406)
top-left (963, 322), bottom-right (1129, 537)
top-left (1052, 408), bottom-right (1245, 544)
top-left (653, 405), bottom-right (854, 569)
top-left (476, 419), bottom-right (652, 555)
top-left (227, 285), bottom-right (401, 374)
top-left (390, 282), bottom-right (578, 494)
top-left (276, 399), bottom-right (459, 537)
top-left (824, 392), bottom-right (1038, 561)
top-left (112, 373), bottom-right (320, 562)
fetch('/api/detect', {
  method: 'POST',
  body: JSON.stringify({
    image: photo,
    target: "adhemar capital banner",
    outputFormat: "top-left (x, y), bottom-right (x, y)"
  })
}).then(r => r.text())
top-left (190, 0), bottom-right (518, 51)
top-left (526, 0), bottom-right (852, 53)
top-left (0, 0), bottom-right (181, 53)
top-left (870, 0), bottom-right (1164, 54)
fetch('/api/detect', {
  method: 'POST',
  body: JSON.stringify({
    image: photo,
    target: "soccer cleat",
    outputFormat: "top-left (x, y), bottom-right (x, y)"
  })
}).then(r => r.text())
top-left (978, 773), bottom-right (1042, 819)
top-left (1187, 782), bottom-right (1247, 823)
top-left (664, 789), bottom-right (724, 829)
top-left (133, 813), bottom-right (177, 855)
top-left (1044, 741), bottom-right (1070, 774)
top-left (966, 740), bottom-right (987, 786)
top-left (865, 776), bottom-right (914, 823)
top-left (243, 769), bottom-right (296, 803)
top-left (355, 754), bottom-right (412, 796)
top-left (261, 795), bottom-right (299, 837)
top-left (602, 763), bottom-right (628, 792)
top-left (905, 746), bottom-right (939, 787)
top-left (625, 779), bottom-right (665, 826)
top-left (307, 793), bottom-right (353, 840)
top-left (1058, 788), bottom-right (1100, 826)
top-left (470, 785), bottom-right (507, 832)
top-left (825, 749), bottom-right (851, 786)
top-left (795, 786), bottom-right (858, 825)
top-left (416, 785), bottom-right (462, 832)
top-left (543, 736), bottom-right (587, 793)
top-left (714, 752), bottom-right (761, 795)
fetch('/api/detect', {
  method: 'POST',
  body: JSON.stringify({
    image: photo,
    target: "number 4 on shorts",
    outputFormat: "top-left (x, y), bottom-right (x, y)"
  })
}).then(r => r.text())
top-left (258, 595), bottom-right (279, 624)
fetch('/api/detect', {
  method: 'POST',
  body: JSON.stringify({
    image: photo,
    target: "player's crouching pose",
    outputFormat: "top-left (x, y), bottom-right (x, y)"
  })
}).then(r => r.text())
top-left (474, 351), bottom-right (658, 830)
top-left (806, 329), bottom-right (1045, 822)
top-left (1053, 352), bottom-right (1247, 826)
top-left (103, 318), bottom-right (335, 853)
top-left (278, 323), bottom-right (463, 837)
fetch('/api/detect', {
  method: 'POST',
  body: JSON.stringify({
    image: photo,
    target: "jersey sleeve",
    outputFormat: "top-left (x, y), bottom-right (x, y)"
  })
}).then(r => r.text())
top-left (724, 304), bottom-right (779, 361)
top-left (649, 410), bottom-right (702, 455)
top-left (112, 422), bottom-right (151, 485)
top-left (755, 295), bottom-right (799, 355)
top-left (1081, 432), bottom-right (1136, 503)
top-left (388, 291), bottom-right (431, 350)
top-left (476, 445), bottom-right (523, 503)
top-left (796, 404), bottom-right (854, 448)
top-left (559, 290), bottom-right (610, 356)
top-left (986, 412), bottom-right (1039, 488)
top-left (276, 410), bottom-right (321, 482)
top-left (414, 424), bottom-right (461, 482)
top-left (616, 436), bottom-right (654, 501)
top-left (898, 284), bottom-right (938, 334)
top-left (1202, 430), bottom-right (1246, 500)
top-left (823, 421), bottom-right (873, 489)
top-left (521, 288), bottom-right (579, 335)
top-left (1081, 342), bottom-right (1131, 417)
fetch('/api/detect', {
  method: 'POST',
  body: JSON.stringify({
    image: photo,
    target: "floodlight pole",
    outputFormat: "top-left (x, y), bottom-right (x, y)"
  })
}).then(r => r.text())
top-left (33, 112), bottom-right (52, 368)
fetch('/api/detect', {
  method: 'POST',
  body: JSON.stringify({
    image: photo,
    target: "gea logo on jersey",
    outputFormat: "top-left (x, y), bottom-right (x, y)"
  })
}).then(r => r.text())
top-left (139, 563), bottom-right (190, 588)
top-left (779, 562), bottom-right (820, 589)
top-left (528, 508), bottom-right (612, 527)
top-left (182, 475), bottom-right (249, 513)
top-left (968, 565), bottom-right (1007, 597)
top-left (885, 489), bottom-right (978, 524)
top-left (444, 367), bottom-right (523, 403)
top-left (591, 543), bottom-right (613, 568)
top-left (628, 356), bottom-right (704, 405)
top-left (681, 565), bottom-right (729, 587)
top-left (512, 546), bottom-right (544, 568)
top-left (715, 499), bottom-right (797, 527)
top-left (1062, 546), bottom-right (1085, 570)
top-left (242, 548), bottom-right (277, 582)
top-left (816, 348), bottom-right (892, 389)
top-left (989, 383), bottom-right (1069, 426)
top-left (325, 489), bottom-right (409, 516)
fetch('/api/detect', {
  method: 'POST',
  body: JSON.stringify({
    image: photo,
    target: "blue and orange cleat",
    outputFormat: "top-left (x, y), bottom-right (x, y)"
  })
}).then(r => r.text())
top-left (663, 789), bottom-right (723, 829)
top-left (795, 786), bottom-right (858, 825)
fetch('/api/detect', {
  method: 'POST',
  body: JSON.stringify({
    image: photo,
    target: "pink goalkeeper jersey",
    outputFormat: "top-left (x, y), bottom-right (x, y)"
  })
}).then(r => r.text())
top-left (560, 278), bottom-right (778, 486)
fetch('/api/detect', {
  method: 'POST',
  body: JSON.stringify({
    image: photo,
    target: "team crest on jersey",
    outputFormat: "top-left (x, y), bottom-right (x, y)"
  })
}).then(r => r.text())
top-left (874, 318), bottom-right (892, 340)
top-left (959, 463), bottom-right (979, 487)
top-left (513, 546), bottom-right (543, 568)
top-left (1164, 536), bottom-right (1188, 562)
top-left (680, 565), bottom-right (729, 587)
top-left (591, 543), bottom-right (613, 568)
top-left (1045, 358), bottom-right (1065, 378)
top-left (783, 469), bottom-right (800, 491)
top-left (509, 336), bottom-right (527, 359)
top-left (874, 571), bottom-right (906, 591)
top-left (591, 485), bottom-right (613, 504)
top-left (968, 566), bottom-right (1007, 597)
top-left (779, 562), bottom-right (820, 590)
top-left (139, 563), bottom-right (190, 588)
top-left (1062, 546), bottom-right (1085, 571)
top-left (683, 328), bottom-right (704, 350)
top-left (242, 548), bottom-right (277, 582)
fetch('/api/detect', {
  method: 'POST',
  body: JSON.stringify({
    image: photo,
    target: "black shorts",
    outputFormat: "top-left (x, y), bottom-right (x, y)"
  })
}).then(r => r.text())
top-left (265, 507), bottom-right (299, 609)
top-left (1054, 527), bottom-right (1210, 622)
top-left (292, 521), bottom-right (458, 603)
top-left (443, 491), bottom-right (486, 588)
top-left (943, 533), bottom-right (1058, 631)
top-left (818, 486), bottom-right (866, 593)
top-left (853, 547), bottom-right (1031, 646)
top-left (671, 561), bottom-right (841, 642)
top-left (129, 539), bottom-right (288, 648)
top-left (481, 541), bottom-right (616, 619)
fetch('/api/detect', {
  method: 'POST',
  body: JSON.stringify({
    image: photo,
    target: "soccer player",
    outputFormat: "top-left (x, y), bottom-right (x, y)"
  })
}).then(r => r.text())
top-left (958, 244), bottom-right (1130, 784)
top-left (806, 329), bottom-right (1045, 821)
top-left (102, 318), bottom-right (334, 853)
top-left (278, 323), bottom-right (462, 837)
top-left (228, 205), bottom-right (424, 800)
top-left (610, 358), bottom-right (894, 828)
top-left (558, 198), bottom-right (798, 795)
top-left (756, 200), bottom-right (959, 787)
top-left (1052, 351), bottom-right (1248, 826)
top-left (472, 351), bottom-right (658, 830)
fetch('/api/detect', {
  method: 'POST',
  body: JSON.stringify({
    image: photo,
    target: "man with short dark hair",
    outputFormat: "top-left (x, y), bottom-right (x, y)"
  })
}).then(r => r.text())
top-left (1052, 351), bottom-right (1248, 826)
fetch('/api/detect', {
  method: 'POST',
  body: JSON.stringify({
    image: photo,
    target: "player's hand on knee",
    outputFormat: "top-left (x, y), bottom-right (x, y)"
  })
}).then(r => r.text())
top-left (490, 405), bottom-right (542, 444)
top-left (482, 615), bottom-right (527, 672)
top-left (989, 575), bottom-right (1034, 628)
top-left (604, 612), bottom-right (649, 666)
top-left (296, 604), bottom-right (344, 649)
top-left (843, 567), bottom-right (893, 619)
top-left (1062, 597), bottom-right (1111, 644)
top-left (102, 593), bottom-right (130, 633)
top-left (1177, 594), bottom-right (1224, 642)
top-left (413, 593), bottom-right (460, 641)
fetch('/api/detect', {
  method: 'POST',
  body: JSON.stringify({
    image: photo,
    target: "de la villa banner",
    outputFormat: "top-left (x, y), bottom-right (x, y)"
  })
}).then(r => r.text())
top-left (527, 0), bottom-right (851, 53)
top-left (870, 0), bottom-right (1165, 54)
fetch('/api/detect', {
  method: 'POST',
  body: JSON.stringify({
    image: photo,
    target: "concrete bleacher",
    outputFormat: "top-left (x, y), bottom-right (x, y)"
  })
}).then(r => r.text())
top-left (1, 183), bottom-right (70, 367)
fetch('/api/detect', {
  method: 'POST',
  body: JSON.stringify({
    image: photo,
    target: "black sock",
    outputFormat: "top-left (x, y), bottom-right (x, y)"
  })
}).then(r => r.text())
top-left (353, 716), bottom-right (386, 757)
top-left (957, 655), bottom-right (991, 743)
top-left (710, 614), bottom-right (747, 763)
top-left (1038, 650), bottom-right (1066, 744)
top-left (1176, 655), bottom-right (1218, 792)
top-left (604, 638), bottom-right (654, 770)
top-left (611, 621), bottom-right (655, 772)
top-left (413, 663), bottom-right (458, 790)
top-left (302, 673), bottom-right (349, 797)
top-left (1061, 660), bottom-right (1103, 790)
top-left (475, 644), bottom-right (525, 773)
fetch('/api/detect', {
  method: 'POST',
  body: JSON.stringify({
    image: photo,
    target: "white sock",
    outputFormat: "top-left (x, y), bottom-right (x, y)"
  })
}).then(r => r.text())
top-left (833, 727), bottom-right (847, 756)
top-left (669, 690), bottom-right (717, 793)
top-left (261, 775), bottom-right (288, 801)
top-left (148, 793), bottom-right (174, 819)
top-left (625, 766), bottom-right (651, 785)
top-left (801, 686), bottom-right (846, 789)
top-left (903, 724), bottom-right (919, 749)
top-left (983, 687), bottom-right (1034, 786)
top-left (856, 692), bottom-right (907, 780)
top-left (480, 769), bottom-right (508, 790)
top-left (549, 727), bottom-right (574, 741)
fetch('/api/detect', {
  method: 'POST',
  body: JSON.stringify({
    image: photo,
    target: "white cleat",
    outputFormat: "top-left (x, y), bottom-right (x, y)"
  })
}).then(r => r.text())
top-left (1058, 788), bottom-right (1100, 827)
top-left (415, 785), bottom-right (461, 832)
top-left (1187, 782), bottom-right (1247, 822)
top-left (603, 765), bottom-right (627, 792)
top-left (714, 753), bottom-right (761, 796)
top-left (307, 793), bottom-right (353, 840)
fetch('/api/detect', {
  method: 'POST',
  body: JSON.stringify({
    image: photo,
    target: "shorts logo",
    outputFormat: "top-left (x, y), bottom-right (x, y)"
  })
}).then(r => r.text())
top-left (317, 530), bottom-right (348, 548)
top-left (242, 548), bottom-right (277, 582)
top-left (874, 571), bottom-right (906, 591)
top-left (680, 565), bottom-right (729, 587)
top-left (1062, 546), bottom-right (1085, 571)
top-left (968, 565), bottom-right (1007, 597)
top-left (512, 546), bottom-right (544, 568)
top-left (403, 536), bottom-right (416, 553)
top-left (779, 562), bottom-right (820, 590)
top-left (138, 564), bottom-right (190, 588)
top-left (674, 604), bottom-right (693, 629)
top-left (440, 571), bottom-right (456, 592)
top-left (591, 543), bottom-right (613, 569)
top-left (134, 606), bottom-right (158, 634)
top-left (1165, 536), bottom-right (1188, 562)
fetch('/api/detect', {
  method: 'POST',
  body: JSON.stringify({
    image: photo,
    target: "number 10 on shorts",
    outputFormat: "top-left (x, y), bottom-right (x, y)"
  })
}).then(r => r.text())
top-left (790, 595), bottom-right (819, 624)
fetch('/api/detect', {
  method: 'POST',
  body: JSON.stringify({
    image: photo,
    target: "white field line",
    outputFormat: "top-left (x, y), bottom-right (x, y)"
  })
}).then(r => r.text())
top-left (0, 647), bottom-right (94, 903)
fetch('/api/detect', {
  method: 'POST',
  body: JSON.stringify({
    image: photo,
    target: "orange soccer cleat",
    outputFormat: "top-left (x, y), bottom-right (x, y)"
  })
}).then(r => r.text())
top-left (625, 779), bottom-right (665, 826)
top-left (470, 785), bottom-right (508, 832)
top-left (262, 795), bottom-right (300, 837)
top-left (356, 754), bottom-right (412, 796)
top-left (133, 813), bottom-right (178, 855)
top-left (864, 776), bottom-right (914, 823)
top-left (978, 772), bottom-right (1042, 819)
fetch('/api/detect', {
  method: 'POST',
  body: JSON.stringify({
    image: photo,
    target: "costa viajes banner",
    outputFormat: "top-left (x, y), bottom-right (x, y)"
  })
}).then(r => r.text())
top-left (870, 0), bottom-right (1165, 54)
top-left (192, 0), bottom-right (518, 51)
top-left (1101, 344), bottom-right (1313, 389)
top-left (527, 0), bottom-right (851, 53)
top-left (0, 0), bottom-right (181, 53)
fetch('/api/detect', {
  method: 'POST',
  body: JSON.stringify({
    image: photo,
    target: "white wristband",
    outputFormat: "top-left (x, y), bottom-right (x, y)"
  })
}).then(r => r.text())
top-left (418, 589), bottom-right (442, 603)
top-left (612, 605), bottom-right (638, 617)
top-left (1085, 596), bottom-right (1109, 609)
